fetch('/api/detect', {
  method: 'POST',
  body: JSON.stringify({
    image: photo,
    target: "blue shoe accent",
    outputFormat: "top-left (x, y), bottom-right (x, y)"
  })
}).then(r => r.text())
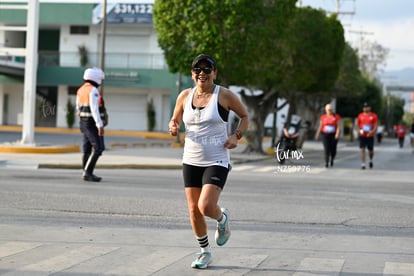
top-left (215, 208), bottom-right (231, 246)
top-left (191, 252), bottom-right (212, 269)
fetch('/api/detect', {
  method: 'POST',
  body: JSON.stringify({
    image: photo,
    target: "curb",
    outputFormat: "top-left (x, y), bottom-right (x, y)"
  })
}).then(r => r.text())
top-left (0, 126), bottom-right (180, 153)
top-left (0, 126), bottom-right (181, 141)
top-left (0, 144), bottom-right (80, 154)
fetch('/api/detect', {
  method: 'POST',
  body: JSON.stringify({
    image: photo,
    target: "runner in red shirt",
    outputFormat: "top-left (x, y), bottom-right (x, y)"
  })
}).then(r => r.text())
top-left (395, 123), bottom-right (406, 148)
top-left (316, 104), bottom-right (341, 168)
top-left (356, 102), bottom-right (378, 169)
top-left (410, 120), bottom-right (414, 153)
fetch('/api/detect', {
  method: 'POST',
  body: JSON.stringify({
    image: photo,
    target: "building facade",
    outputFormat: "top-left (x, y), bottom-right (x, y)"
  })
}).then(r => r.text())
top-left (0, 1), bottom-right (190, 131)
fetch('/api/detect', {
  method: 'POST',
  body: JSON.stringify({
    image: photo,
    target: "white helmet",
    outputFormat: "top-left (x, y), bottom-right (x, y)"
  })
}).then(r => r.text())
top-left (83, 67), bottom-right (105, 85)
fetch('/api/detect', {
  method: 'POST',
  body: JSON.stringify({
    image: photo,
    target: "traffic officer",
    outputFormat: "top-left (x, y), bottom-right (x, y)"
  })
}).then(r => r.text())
top-left (76, 67), bottom-right (106, 182)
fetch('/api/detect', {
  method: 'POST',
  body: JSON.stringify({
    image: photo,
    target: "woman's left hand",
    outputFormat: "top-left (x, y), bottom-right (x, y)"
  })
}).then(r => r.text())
top-left (224, 135), bottom-right (238, 149)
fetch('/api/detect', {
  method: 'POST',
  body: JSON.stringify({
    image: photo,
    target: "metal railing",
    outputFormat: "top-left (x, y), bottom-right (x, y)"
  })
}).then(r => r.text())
top-left (39, 51), bottom-right (167, 69)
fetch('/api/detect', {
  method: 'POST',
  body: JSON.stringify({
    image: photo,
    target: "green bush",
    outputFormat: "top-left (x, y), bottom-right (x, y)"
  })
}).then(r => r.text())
top-left (147, 99), bottom-right (156, 131)
top-left (66, 99), bottom-right (75, 128)
top-left (78, 45), bottom-right (88, 67)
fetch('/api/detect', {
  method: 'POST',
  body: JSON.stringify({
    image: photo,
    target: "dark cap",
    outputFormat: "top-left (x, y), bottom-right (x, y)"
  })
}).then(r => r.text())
top-left (363, 102), bottom-right (370, 107)
top-left (191, 54), bottom-right (216, 69)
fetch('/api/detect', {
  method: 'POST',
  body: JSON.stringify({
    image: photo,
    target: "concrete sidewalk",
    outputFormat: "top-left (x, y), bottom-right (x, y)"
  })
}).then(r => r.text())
top-left (0, 144), bottom-right (276, 170)
top-left (0, 126), bottom-right (278, 169)
top-left (0, 126), bottom-right (332, 169)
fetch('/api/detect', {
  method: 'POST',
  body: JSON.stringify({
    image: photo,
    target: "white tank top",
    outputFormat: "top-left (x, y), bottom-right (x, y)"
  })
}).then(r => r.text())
top-left (182, 85), bottom-right (230, 168)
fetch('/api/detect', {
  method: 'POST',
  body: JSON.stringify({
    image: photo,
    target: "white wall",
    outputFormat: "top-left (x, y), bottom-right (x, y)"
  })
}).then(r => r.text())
top-left (0, 28), bottom-right (4, 47)
top-left (59, 25), bottom-right (101, 67)
top-left (161, 93), bottom-right (170, 131)
top-left (57, 86), bottom-right (68, 128)
top-left (146, 89), bottom-right (170, 132)
top-left (59, 24), bottom-right (161, 68)
top-left (1, 83), bottom-right (23, 125)
top-left (56, 85), bottom-right (78, 128)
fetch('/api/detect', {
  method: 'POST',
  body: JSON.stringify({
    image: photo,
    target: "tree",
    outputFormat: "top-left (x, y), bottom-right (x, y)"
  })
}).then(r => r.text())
top-left (154, 0), bottom-right (296, 153)
top-left (280, 7), bottom-right (344, 106)
top-left (234, 1), bottom-right (297, 153)
top-left (358, 40), bottom-right (389, 80)
top-left (270, 7), bottom-right (345, 145)
top-left (333, 43), bottom-right (364, 99)
top-left (153, 0), bottom-right (291, 84)
top-left (385, 95), bottom-right (404, 132)
top-left (337, 78), bottom-right (383, 117)
top-left (153, 1), bottom-right (345, 153)
top-left (306, 43), bottom-right (364, 133)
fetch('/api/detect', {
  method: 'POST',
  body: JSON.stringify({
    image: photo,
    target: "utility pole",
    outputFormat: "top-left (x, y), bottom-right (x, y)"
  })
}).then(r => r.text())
top-left (327, 0), bottom-right (356, 28)
top-left (99, 0), bottom-right (107, 94)
top-left (297, 0), bottom-right (356, 28)
top-left (334, 0), bottom-right (355, 15)
top-left (348, 30), bottom-right (375, 48)
top-left (347, 29), bottom-right (375, 62)
top-left (348, 29), bottom-right (376, 77)
top-left (300, 0), bottom-right (355, 16)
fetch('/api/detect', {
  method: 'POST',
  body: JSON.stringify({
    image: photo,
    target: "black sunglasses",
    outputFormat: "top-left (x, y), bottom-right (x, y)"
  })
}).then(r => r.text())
top-left (192, 67), bottom-right (213, 74)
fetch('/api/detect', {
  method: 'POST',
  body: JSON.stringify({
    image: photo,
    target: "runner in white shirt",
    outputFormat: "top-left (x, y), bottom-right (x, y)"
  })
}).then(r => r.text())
top-left (169, 54), bottom-right (248, 269)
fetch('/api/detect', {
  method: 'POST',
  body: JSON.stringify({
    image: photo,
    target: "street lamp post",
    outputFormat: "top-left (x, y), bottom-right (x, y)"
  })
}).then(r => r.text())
top-left (21, 0), bottom-right (39, 145)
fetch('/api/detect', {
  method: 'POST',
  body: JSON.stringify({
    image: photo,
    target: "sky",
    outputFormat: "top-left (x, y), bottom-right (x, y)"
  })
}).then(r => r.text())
top-left (300, 0), bottom-right (414, 72)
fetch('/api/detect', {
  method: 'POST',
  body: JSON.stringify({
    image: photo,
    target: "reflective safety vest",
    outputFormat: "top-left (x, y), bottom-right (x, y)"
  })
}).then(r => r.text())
top-left (77, 83), bottom-right (105, 121)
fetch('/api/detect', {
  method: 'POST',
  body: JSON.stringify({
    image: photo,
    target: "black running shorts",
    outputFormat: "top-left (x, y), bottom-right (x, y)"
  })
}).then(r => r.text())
top-left (183, 164), bottom-right (230, 189)
top-left (359, 136), bottom-right (374, 150)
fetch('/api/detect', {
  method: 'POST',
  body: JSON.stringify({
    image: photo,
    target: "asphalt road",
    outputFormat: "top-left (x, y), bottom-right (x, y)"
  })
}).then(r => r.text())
top-left (0, 138), bottom-right (413, 275)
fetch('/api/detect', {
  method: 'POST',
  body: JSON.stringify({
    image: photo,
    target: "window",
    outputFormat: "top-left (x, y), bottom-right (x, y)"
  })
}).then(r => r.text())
top-left (70, 26), bottom-right (89, 35)
top-left (68, 87), bottom-right (78, 95)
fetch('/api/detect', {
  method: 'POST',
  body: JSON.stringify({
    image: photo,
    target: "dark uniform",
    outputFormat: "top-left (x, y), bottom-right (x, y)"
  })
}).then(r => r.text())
top-left (76, 68), bottom-right (106, 182)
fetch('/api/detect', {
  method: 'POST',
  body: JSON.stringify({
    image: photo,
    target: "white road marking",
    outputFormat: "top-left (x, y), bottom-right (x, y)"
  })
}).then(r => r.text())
top-left (293, 257), bottom-right (344, 276)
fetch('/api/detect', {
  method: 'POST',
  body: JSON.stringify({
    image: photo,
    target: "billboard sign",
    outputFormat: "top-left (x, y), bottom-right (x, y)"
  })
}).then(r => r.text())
top-left (93, 3), bottom-right (153, 24)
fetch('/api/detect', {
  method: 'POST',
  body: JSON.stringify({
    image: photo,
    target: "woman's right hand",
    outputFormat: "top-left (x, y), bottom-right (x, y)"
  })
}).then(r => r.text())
top-left (169, 120), bottom-right (178, 136)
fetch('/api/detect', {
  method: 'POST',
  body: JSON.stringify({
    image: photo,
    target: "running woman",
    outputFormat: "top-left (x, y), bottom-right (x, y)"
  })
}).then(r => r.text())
top-left (168, 54), bottom-right (248, 269)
